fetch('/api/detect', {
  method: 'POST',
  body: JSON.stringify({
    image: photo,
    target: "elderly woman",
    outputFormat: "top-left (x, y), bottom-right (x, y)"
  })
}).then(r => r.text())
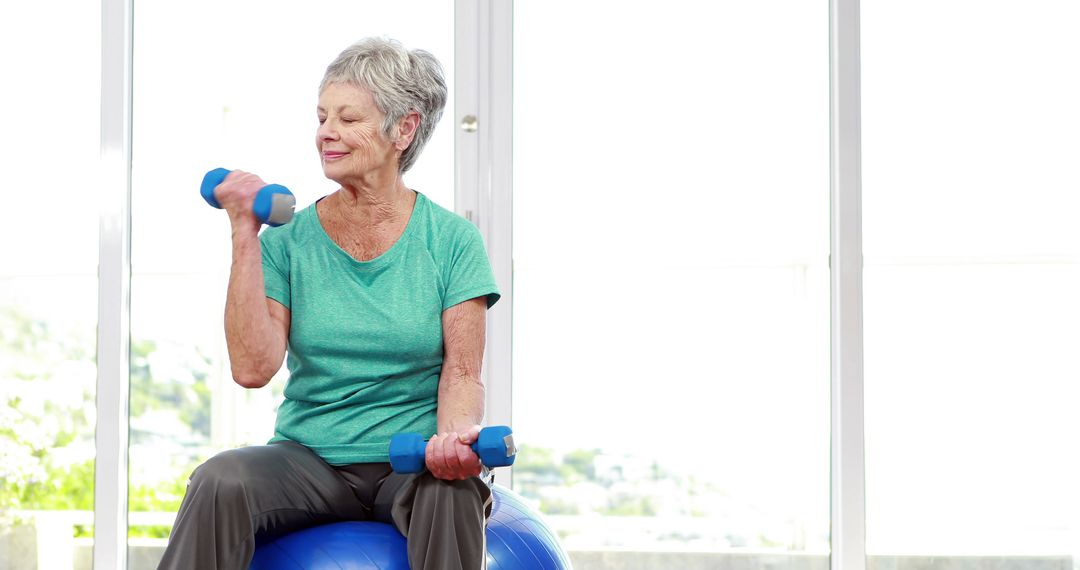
top-left (157, 38), bottom-right (499, 570)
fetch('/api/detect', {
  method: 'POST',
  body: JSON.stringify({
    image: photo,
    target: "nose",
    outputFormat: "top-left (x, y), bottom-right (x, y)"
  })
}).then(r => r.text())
top-left (317, 119), bottom-right (339, 141)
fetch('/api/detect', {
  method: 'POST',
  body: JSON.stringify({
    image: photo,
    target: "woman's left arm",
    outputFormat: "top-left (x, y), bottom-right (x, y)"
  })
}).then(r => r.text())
top-left (426, 296), bottom-right (489, 480)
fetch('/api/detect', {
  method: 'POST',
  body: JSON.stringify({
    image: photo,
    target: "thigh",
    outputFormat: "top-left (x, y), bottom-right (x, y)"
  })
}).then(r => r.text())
top-left (373, 471), bottom-right (493, 570)
top-left (371, 470), bottom-right (493, 532)
top-left (193, 440), bottom-right (369, 542)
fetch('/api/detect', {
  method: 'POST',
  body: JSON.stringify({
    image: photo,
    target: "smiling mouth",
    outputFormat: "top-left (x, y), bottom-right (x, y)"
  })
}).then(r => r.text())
top-left (323, 152), bottom-right (348, 160)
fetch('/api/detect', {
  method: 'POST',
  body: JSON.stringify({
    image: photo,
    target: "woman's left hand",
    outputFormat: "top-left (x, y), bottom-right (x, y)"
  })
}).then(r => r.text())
top-left (425, 425), bottom-right (483, 480)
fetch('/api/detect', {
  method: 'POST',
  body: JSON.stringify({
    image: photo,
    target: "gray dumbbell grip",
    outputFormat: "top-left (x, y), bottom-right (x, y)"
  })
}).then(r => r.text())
top-left (266, 193), bottom-right (297, 226)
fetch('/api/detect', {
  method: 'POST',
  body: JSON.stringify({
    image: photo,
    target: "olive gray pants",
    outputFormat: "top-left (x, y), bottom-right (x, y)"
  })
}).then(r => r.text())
top-left (157, 440), bottom-right (492, 570)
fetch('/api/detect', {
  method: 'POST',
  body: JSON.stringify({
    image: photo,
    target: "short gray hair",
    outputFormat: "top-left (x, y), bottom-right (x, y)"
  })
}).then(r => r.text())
top-left (320, 38), bottom-right (447, 173)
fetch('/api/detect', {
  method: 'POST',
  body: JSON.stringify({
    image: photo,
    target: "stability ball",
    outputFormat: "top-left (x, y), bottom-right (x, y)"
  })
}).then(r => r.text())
top-left (249, 484), bottom-right (572, 570)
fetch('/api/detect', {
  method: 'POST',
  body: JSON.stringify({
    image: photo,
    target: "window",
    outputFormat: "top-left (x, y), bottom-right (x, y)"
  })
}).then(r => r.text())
top-left (512, 1), bottom-right (831, 564)
top-left (0, 2), bottom-right (101, 568)
top-left (863, 1), bottom-right (1080, 563)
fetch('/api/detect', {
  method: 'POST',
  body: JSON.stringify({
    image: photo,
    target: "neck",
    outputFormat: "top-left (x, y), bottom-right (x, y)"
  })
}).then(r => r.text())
top-left (332, 173), bottom-right (413, 226)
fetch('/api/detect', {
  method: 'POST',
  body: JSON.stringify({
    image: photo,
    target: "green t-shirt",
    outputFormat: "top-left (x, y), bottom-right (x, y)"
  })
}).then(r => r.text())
top-left (259, 191), bottom-right (500, 465)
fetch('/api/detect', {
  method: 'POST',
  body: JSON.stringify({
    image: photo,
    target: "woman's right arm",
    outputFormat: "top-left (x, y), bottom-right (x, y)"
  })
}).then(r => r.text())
top-left (218, 171), bottom-right (291, 389)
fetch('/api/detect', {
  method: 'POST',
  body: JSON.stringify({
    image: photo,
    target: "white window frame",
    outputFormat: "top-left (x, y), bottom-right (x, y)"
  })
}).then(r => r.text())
top-left (456, 0), bottom-right (514, 488)
top-left (830, 0), bottom-right (867, 568)
top-left (95, 0), bottom-right (133, 567)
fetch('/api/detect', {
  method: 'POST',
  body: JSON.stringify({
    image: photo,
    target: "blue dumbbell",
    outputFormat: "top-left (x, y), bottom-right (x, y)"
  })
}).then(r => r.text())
top-left (389, 426), bottom-right (517, 474)
top-left (200, 167), bottom-right (296, 227)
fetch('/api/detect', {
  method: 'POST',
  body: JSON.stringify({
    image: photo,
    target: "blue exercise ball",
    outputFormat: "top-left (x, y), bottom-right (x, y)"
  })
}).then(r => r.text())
top-left (251, 521), bottom-right (407, 570)
top-left (249, 484), bottom-right (572, 570)
top-left (485, 485), bottom-right (572, 569)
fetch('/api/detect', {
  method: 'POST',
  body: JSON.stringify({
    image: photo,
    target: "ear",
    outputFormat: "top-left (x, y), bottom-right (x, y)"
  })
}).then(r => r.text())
top-left (394, 111), bottom-right (421, 151)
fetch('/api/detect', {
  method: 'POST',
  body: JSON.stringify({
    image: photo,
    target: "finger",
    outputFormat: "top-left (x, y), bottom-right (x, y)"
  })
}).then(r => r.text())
top-left (427, 433), bottom-right (452, 479)
top-left (455, 439), bottom-right (481, 479)
top-left (457, 425), bottom-right (481, 445)
top-left (222, 170), bottom-right (248, 186)
top-left (425, 434), bottom-right (442, 478)
top-left (230, 173), bottom-right (259, 192)
top-left (442, 435), bottom-right (465, 479)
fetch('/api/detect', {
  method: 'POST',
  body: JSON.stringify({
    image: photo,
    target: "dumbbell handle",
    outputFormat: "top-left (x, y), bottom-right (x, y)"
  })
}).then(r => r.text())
top-left (389, 426), bottom-right (517, 474)
top-left (200, 167), bottom-right (296, 227)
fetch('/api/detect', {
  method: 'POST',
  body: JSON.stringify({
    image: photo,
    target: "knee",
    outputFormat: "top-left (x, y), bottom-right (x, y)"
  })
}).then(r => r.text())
top-left (188, 448), bottom-right (257, 498)
top-left (419, 474), bottom-right (492, 515)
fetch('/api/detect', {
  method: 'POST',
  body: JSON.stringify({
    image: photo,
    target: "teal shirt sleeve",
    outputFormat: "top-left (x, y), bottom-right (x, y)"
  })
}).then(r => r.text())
top-left (443, 223), bottom-right (501, 310)
top-left (260, 227), bottom-right (291, 309)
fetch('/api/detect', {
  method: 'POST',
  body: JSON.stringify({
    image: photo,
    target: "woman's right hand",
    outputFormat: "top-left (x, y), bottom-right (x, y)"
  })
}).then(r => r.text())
top-left (213, 170), bottom-right (268, 230)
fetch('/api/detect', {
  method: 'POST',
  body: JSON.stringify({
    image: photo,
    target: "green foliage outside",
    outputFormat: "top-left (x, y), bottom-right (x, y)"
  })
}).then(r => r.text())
top-left (516, 446), bottom-right (600, 485)
top-left (604, 494), bottom-right (659, 517)
top-left (130, 338), bottom-right (213, 444)
top-left (0, 308), bottom-right (210, 539)
top-left (129, 471), bottom-right (193, 538)
top-left (515, 445), bottom-right (673, 517)
top-left (1, 309), bottom-right (96, 523)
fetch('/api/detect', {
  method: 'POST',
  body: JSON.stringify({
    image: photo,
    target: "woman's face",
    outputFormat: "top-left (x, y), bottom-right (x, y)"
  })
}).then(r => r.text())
top-left (316, 82), bottom-right (398, 184)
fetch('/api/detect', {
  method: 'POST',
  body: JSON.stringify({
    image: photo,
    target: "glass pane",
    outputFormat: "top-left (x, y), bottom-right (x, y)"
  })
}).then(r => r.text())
top-left (0, 3), bottom-right (101, 568)
top-left (863, 1), bottom-right (1080, 567)
top-left (513, 2), bottom-right (830, 567)
top-left (128, 1), bottom-right (455, 564)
